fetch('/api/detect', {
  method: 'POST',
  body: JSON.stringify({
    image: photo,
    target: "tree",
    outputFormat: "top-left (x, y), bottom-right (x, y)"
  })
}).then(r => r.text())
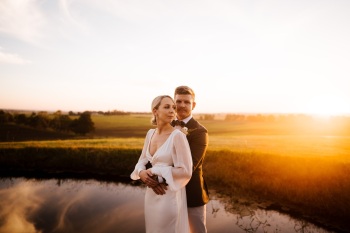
top-left (0, 110), bottom-right (14, 124)
top-left (28, 112), bottom-right (49, 129)
top-left (70, 111), bottom-right (95, 135)
top-left (50, 111), bottom-right (73, 132)
top-left (14, 114), bottom-right (28, 125)
top-left (68, 111), bottom-right (76, 116)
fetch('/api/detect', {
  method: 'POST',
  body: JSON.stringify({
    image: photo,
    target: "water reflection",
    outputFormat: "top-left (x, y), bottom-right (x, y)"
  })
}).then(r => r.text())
top-left (0, 178), bottom-right (333, 233)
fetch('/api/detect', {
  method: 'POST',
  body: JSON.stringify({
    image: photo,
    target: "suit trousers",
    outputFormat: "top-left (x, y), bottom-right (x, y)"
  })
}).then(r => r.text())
top-left (188, 205), bottom-right (207, 233)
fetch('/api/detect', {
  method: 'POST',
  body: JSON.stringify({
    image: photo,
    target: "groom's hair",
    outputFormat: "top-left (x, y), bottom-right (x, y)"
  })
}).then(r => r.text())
top-left (174, 86), bottom-right (195, 101)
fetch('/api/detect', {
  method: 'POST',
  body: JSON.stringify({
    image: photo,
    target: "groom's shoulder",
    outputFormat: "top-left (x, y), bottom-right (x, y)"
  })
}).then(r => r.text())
top-left (190, 118), bottom-right (208, 133)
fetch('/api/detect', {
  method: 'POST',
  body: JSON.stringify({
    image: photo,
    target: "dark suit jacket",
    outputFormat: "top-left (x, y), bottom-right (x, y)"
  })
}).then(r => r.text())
top-left (185, 117), bottom-right (209, 207)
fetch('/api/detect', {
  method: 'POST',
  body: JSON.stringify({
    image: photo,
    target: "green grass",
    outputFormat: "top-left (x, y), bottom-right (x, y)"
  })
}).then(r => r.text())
top-left (91, 114), bottom-right (350, 137)
top-left (0, 138), bottom-right (144, 149)
top-left (209, 135), bottom-right (350, 158)
top-left (92, 114), bottom-right (153, 137)
top-left (204, 150), bottom-right (350, 228)
top-left (2, 134), bottom-right (349, 159)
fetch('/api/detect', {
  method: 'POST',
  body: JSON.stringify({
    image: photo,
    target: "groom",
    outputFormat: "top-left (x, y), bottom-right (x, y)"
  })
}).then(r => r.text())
top-left (152, 85), bottom-right (210, 233)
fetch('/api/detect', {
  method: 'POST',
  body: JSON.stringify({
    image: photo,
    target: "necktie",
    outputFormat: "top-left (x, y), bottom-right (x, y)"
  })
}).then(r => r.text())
top-left (171, 120), bottom-right (185, 127)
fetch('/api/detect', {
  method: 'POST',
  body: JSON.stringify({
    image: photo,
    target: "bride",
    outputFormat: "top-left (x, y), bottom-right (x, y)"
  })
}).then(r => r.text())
top-left (131, 95), bottom-right (192, 233)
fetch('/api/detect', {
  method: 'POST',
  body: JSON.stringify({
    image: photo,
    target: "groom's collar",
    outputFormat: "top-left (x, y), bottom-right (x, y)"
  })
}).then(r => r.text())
top-left (176, 115), bottom-right (192, 124)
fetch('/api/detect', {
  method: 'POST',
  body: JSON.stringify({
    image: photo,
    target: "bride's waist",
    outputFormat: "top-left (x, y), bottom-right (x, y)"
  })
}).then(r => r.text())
top-left (152, 163), bottom-right (173, 167)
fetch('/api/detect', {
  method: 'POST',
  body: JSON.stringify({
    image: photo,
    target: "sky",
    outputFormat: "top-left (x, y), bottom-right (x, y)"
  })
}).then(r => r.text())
top-left (1, 0), bottom-right (350, 115)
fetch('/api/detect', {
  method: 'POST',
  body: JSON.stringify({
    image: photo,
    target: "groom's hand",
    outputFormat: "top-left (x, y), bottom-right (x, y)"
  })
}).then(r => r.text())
top-left (151, 183), bottom-right (167, 195)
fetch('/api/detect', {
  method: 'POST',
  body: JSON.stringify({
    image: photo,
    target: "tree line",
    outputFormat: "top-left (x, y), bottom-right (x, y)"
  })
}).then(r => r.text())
top-left (0, 110), bottom-right (94, 135)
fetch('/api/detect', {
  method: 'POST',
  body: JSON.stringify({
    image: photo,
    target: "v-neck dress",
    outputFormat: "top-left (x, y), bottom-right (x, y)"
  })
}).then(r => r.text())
top-left (131, 129), bottom-right (193, 233)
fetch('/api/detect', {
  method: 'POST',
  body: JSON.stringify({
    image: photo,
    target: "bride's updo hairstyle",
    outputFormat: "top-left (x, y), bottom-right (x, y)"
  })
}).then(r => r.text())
top-left (151, 95), bottom-right (175, 126)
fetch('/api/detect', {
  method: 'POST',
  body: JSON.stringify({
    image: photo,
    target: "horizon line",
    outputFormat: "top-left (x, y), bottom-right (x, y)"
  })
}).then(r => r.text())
top-left (1, 108), bottom-right (350, 117)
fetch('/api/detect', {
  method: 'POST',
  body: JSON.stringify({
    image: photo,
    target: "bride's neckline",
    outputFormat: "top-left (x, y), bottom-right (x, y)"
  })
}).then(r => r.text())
top-left (148, 129), bottom-right (176, 157)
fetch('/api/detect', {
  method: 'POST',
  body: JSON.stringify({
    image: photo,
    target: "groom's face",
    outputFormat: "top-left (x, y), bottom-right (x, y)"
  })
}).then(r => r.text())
top-left (174, 94), bottom-right (196, 120)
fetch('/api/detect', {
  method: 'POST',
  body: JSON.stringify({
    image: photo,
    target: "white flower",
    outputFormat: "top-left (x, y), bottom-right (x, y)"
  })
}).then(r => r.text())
top-left (180, 127), bottom-right (188, 135)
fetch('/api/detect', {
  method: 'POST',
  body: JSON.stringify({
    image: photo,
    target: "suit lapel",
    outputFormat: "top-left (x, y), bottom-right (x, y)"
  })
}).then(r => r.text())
top-left (185, 117), bottom-right (196, 129)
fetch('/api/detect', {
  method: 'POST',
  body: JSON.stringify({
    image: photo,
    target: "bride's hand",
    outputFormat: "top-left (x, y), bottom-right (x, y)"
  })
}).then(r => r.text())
top-left (139, 170), bottom-right (159, 187)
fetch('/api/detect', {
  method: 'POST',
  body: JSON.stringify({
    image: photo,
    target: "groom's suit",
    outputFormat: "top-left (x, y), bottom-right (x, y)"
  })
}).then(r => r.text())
top-left (184, 117), bottom-right (209, 207)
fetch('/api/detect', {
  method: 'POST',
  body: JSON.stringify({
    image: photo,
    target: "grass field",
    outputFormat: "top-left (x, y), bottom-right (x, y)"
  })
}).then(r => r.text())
top-left (90, 114), bottom-right (350, 157)
top-left (1, 135), bottom-right (349, 159)
top-left (1, 113), bottom-right (350, 232)
top-left (91, 113), bottom-right (350, 137)
top-left (5, 113), bottom-right (346, 157)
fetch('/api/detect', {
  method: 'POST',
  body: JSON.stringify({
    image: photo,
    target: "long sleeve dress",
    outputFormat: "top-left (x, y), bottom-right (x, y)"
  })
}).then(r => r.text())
top-left (130, 128), bottom-right (193, 233)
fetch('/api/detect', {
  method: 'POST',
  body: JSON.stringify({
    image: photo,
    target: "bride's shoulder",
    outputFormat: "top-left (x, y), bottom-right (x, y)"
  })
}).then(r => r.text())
top-left (146, 128), bottom-right (156, 136)
top-left (147, 128), bottom-right (156, 133)
top-left (173, 128), bottom-right (188, 137)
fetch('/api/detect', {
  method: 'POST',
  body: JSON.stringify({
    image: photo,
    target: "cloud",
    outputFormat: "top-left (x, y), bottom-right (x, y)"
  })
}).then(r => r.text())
top-left (0, 47), bottom-right (31, 64)
top-left (0, 181), bottom-right (42, 233)
top-left (58, 0), bottom-right (89, 33)
top-left (0, 0), bottom-right (46, 44)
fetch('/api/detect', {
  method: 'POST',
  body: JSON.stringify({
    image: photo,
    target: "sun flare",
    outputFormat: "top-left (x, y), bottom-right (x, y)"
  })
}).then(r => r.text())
top-left (304, 95), bottom-right (348, 117)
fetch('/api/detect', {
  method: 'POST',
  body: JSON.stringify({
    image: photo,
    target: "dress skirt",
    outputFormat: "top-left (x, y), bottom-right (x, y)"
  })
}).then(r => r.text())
top-left (145, 186), bottom-right (189, 233)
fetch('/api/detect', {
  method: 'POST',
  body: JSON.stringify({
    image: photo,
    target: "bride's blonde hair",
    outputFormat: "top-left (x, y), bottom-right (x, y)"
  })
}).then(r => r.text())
top-left (151, 95), bottom-right (175, 125)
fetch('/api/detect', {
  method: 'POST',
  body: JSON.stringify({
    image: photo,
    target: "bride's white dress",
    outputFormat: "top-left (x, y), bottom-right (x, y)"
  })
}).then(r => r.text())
top-left (131, 129), bottom-right (193, 233)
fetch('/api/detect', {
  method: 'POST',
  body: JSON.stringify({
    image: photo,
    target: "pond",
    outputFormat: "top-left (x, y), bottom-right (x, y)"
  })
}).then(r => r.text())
top-left (0, 177), bottom-right (334, 233)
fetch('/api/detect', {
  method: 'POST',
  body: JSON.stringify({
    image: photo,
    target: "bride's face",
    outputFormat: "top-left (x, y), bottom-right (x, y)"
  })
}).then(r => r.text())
top-left (155, 97), bottom-right (176, 124)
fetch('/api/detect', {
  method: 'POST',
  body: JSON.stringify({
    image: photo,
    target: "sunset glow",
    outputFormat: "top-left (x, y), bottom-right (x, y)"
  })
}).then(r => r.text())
top-left (303, 95), bottom-right (349, 117)
top-left (1, 0), bottom-right (350, 114)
